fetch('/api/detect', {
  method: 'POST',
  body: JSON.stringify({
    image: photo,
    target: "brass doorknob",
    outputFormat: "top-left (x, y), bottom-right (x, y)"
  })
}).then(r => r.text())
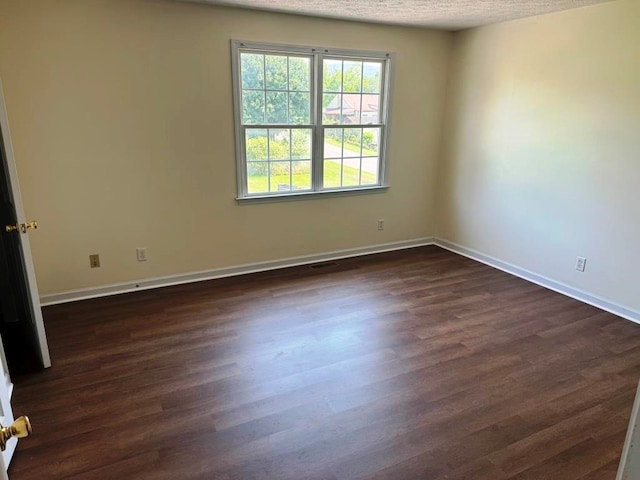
top-left (4, 221), bottom-right (37, 233)
top-left (0, 416), bottom-right (31, 451)
top-left (20, 221), bottom-right (38, 233)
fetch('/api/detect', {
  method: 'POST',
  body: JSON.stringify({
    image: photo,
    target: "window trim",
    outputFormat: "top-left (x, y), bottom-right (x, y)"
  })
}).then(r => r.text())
top-left (231, 40), bottom-right (394, 202)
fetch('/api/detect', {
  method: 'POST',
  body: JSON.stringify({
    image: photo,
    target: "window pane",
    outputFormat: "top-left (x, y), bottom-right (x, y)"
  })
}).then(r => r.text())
top-left (247, 161), bottom-right (269, 194)
top-left (242, 90), bottom-right (265, 124)
top-left (361, 157), bottom-right (379, 184)
top-left (361, 95), bottom-right (380, 124)
top-left (324, 128), bottom-right (343, 159)
top-left (291, 129), bottom-right (311, 159)
top-left (363, 62), bottom-right (382, 94)
top-left (270, 161), bottom-right (291, 192)
top-left (343, 61), bottom-right (362, 93)
top-left (343, 128), bottom-right (362, 158)
top-left (292, 161), bottom-right (311, 190)
top-left (245, 129), bottom-right (268, 161)
top-left (323, 94), bottom-right (377, 125)
top-left (323, 59), bottom-right (342, 92)
top-left (342, 94), bottom-right (361, 124)
top-left (289, 57), bottom-right (310, 91)
top-left (266, 91), bottom-right (288, 124)
top-left (241, 53), bottom-right (264, 90)
top-left (363, 127), bottom-right (380, 156)
top-left (265, 55), bottom-right (288, 90)
top-left (323, 159), bottom-right (342, 188)
top-left (342, 161), bottom-right (361, 186)
top-left (289, 92), bottom-right (310, 124)
top-left (268, 129), bottom-right (290, 161)
top-left (323, 94), bottom-right (341, 125)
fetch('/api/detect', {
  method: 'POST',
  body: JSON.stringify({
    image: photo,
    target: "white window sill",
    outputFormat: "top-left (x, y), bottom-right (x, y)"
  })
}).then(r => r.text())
top-left (236, 185), bottom-right (389, 205)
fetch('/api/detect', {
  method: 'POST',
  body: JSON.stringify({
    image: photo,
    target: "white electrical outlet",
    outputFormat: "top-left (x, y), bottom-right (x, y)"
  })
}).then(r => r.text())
top-left (136, 248), bottom-right (147, 262)
top-left (377, 219), bottom-right (384, 231)
top-left (575, 256), bottom-right (586, 272)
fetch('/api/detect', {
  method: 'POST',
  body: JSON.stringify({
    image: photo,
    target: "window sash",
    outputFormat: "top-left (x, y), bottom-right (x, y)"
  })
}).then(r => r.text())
top-left (320, 125), bottom-right (385, 190)
top-left (232, 40), bottom-right (392, 199)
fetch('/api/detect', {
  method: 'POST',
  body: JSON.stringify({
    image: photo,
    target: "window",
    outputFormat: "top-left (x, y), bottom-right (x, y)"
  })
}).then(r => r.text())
top-left (231, 40), bottom-right (393, 201)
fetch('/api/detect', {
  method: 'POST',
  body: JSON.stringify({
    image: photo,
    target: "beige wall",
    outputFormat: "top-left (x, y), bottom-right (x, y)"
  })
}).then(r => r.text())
top-left (0, 0), bottom-right (452, 295)
top-left (2, 0), bottom-right (637, 315)
top-left (438, 0), bottom-right (640, 311)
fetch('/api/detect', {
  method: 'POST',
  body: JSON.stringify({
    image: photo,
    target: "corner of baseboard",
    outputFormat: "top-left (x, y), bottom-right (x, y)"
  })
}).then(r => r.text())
top-left (434, 238), bottom-right (640, 325)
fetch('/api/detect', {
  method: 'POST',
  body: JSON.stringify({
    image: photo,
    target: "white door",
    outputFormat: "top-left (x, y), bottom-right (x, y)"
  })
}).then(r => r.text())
top-left (617, 380), bottom-right (640, 480)
top-left (0, 335), bottom-right (15, 480)
top-left (0, 78), bottom-right (48, 477)
top-left (0, 78), bottom-right (50, 370)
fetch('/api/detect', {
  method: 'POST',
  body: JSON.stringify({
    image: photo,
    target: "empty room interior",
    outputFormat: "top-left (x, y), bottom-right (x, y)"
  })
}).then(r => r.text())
top-left (0, 0), bottom-right (639, 478)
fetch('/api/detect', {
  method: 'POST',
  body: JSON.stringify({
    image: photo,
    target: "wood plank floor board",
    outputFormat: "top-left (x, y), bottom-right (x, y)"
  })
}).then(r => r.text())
top-left (577, 460), bottom-right (623, 480)
top-left (8, 246), bottom-right (639, 479)
top-left (65, 451), bottom-right (162, 480)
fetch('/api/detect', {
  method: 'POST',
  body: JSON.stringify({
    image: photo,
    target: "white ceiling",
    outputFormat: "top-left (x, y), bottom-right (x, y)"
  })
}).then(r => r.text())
top-left (180, 0), bottom-right (615, 30)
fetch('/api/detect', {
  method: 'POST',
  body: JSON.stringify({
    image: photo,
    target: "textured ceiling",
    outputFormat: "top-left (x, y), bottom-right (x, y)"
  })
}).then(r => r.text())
top-left (180, 0), bottom-right (615, 30)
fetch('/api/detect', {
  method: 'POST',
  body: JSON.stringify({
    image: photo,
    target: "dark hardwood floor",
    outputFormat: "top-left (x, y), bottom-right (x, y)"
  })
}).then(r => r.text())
top-left (9, 246), bottom-right (640, 479)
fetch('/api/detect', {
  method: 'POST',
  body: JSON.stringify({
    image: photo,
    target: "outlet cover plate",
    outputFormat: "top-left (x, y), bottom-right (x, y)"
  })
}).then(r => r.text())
top-left (137, 248), bottom-right (147, 262)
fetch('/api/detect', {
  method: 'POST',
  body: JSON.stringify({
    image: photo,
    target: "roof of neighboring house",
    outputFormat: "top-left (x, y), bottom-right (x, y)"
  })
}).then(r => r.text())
top-left (324, 94), bottom-right (379, 116)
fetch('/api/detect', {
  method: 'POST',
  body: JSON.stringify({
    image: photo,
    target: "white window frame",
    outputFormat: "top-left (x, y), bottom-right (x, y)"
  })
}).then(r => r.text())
top-left (231, 40), bottom-right (394, 203)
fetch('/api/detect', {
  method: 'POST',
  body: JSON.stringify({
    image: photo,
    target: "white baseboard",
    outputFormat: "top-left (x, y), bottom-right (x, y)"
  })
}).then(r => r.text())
top-left (40, 238), bottom-right (435, 306)
top-left (435, 239), bottom-right (640, 324)
top-left (40, 237), bottom-right (640, 325)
